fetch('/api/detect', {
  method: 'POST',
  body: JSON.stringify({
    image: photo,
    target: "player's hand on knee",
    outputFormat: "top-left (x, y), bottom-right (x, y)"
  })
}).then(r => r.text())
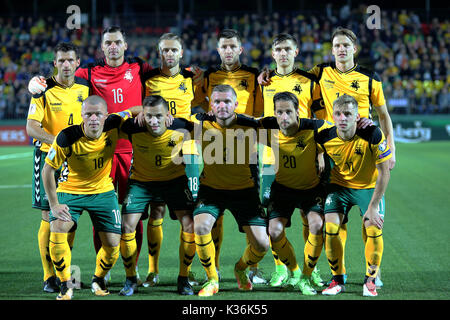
top-left (364, 208), bottom-right (383, 230)
top-left (51, 204), bottom-right (72, 222)
top-left (28, 76), bottom-right (47, 95)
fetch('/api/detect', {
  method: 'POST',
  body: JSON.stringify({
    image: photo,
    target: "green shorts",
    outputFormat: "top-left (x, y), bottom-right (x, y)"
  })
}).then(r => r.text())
top-left (49, 190), bottom-right (122, 234)
top-left (122, 176), bottom-right (194, 220)
top-left (324, 184), bottom-right (386, 222)
top-left (268, 181), bottom-right (325, 227)
top-left (32, 148), bottom-right (61, 210)
top-left (193, 185), bottom-right (267, 232)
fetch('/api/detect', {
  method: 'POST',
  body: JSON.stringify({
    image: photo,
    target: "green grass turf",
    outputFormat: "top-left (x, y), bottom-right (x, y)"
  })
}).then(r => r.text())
top-left (0, 143), bottom-right (449, 301)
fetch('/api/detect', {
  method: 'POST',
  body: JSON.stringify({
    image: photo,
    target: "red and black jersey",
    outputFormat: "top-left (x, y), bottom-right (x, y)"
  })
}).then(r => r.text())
top-left (75, 57), bottom-right (152, 153)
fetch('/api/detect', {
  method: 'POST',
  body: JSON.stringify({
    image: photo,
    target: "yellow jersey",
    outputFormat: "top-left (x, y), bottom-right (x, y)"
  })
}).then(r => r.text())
top-left (200, 65), bottom-right (264, 117)
top-left (262, 69), bottom-right (321, 118)
top-left (309, 62), bottom-right (386, 122)
top-left (315, 125), bottom-right (392, 189)
top-left (27, 76), bottom-right (90, 152)
top-left (235, 114), bottom-right (333, 190)
top-left (268, 118), bottom-right (332, 190)
top-left (46, 113), bottom-right (130, 194)
top-left (261, 68), bottom-right (321, 164)
top-left (143, 67), bottom-right (202, 120)
top-left (120, 119), bottom-right (186, 182)
top-left (192, 114), bottom-right (256, 190)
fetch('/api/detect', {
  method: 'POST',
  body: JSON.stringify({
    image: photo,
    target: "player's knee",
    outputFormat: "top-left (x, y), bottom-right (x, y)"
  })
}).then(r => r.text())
top-left (194, 222), bottom-right (211, 236)
top-left (179, 214), bottom-right (194, 234)
top-left (149, 204), bottom-right (165, 220)
top-left (121, 222), bottom-right (135, 234)
top-left (252, 236), bottom-right (269, 253)
top-left (308, 215), bottom-right (324, 234)
top-left (102, 233), bottom-right (121, 248)
top-left (268, 221), bottom-right (284, 242)
top-left (50, 219), bottom-right (73, 233)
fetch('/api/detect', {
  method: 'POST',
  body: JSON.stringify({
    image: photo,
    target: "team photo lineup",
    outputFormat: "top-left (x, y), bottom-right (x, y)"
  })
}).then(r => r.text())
top-left (2, 1), bottom-right (448, 303)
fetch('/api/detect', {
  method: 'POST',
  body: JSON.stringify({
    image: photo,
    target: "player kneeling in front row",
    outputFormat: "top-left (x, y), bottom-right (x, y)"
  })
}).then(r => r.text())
top-left (317, 94), bottom-right (391, 297)
top-left (118, 95), bottom-right (197, 296)
top-left (42, 96), bottom-right (141, 300)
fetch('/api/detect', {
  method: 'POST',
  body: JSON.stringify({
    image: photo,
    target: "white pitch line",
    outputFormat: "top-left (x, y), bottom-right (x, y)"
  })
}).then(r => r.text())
top-left (0, 152), bottom-right (33, 161)
top-left (0, 184), bottom-right (31, 189)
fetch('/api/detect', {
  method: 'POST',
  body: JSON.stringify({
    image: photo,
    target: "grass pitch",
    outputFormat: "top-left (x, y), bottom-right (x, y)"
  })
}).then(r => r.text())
top-left (0, 143), bottom-right (449, 303)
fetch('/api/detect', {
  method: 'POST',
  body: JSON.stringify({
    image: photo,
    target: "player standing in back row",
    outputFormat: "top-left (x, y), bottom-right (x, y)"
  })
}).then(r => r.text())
top-left (26, 42), bottom-right (89, 293)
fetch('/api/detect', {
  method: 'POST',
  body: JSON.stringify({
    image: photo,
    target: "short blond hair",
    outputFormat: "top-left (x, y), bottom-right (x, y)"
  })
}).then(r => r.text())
top-left (333, 94), bottom-right (358, 111)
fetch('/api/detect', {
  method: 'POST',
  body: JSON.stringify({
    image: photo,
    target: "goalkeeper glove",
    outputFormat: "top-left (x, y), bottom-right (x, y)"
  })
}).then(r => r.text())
top-left (186, 66), bottom-right (204, 86)
top-left (28, 76), bottom-right (47, 95)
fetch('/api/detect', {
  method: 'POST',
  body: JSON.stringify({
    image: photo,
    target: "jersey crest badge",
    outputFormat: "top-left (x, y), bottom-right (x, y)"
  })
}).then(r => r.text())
top-left (105, 137), bottom-right (113, 148)
top-left (350, 80), bottom-right (360, 91)
top-left (167, 139), bottom-right (177, 147)
top-left (239, 80), bottom-right (248, 90)
top-left (179, 81), bottom-right (188, 93)
top-left (77, 92), bottom-right (84, 103)
top-left (124, 70), bottom-right (134, 83)
top-left (355, 146), bottom-right (364, 156)
top-left (293, 84), bottom-right (303, 94)
top-left (296, 138), bottom-right (306, 149)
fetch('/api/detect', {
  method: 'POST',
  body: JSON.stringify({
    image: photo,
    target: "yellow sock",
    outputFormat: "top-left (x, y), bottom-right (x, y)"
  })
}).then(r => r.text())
top-left (236, 244), bottom-right (267, 271)
top-left (325, 222), bottom-right (344, 276)
top-left (303, 232), bottom-right (324, 276)
top-left (49, 232), bottom-right (71, 282)
top-left (95, 245), bottom-right (120, 278)
top-left (364, 226), bottom-right (384, 279)
top-left (246, 235), bottom-right (260, 269)
top-left (147, 218), bottom-right (163, 274)
top-left (339, 223), bottom-right (348, 273)
top-left (301, 214), bottom-right (309, 243)
top-left (38, 220), bottom-right (55, 281)
top-left (179, 230), bottom-right (196, 277)
top-left (271, 234), bottom-right (299, 272)
top-left (195, 233), bottom-right (218, 281)
top-left (120, 231), bottom-right (137, 277)
top-left (211, 214), bottom-right (224, 270)
top-left (269, 237), bottom-right (285, 267)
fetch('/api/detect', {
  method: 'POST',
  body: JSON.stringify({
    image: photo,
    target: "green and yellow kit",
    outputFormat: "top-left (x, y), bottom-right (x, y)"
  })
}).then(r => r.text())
top-left (309, 62), bottom-right (386, 122)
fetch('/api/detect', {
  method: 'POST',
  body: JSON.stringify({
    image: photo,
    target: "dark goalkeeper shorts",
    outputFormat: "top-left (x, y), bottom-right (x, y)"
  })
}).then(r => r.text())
top-left (267, 181), bottom-right (325, 228)
top-left (193, 184), bottom-right (267, 233)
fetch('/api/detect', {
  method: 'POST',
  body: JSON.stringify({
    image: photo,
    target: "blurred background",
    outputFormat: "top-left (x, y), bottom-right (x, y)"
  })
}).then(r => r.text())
top-left (0, 0), bottom-right (448, 120)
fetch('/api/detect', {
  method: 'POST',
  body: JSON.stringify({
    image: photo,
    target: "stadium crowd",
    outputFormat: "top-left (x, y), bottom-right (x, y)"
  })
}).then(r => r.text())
top-left (0, 5), bottom-right (448, 119)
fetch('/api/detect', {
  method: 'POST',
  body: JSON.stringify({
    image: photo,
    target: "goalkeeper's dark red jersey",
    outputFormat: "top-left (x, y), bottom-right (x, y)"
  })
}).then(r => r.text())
top-left (75, 57), bottom-right (152, 153)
